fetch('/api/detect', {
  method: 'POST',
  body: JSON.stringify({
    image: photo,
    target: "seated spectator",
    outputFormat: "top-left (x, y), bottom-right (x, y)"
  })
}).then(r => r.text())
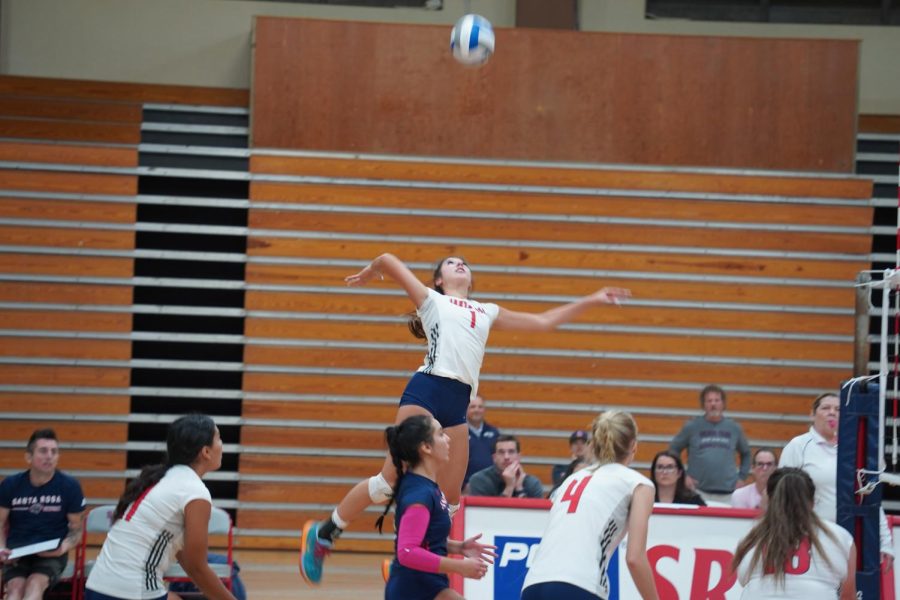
top-left (464, 394), bottom-right (500, 487)
top-left (650, 450), bottom-right (705, 506)
top-left (551, 429), bottom-right (590, 488)
top-left (0, 429), bottom-right (85, 600)
top-left (731, 448), bottom-right (777, 510)
top-left (467, 435), bottom-right (544, 498)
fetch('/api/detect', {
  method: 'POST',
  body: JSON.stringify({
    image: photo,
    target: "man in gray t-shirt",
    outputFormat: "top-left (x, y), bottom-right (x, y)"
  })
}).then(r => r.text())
top-left (669, 384), bottom-right (751, 504)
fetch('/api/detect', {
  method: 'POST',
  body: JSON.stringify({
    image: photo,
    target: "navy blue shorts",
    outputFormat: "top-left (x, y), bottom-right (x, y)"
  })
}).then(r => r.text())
top-left (521, 581), bottom-right (601, 600)
top-left (399, 372), bottom-right (471, 427)
top-left (385, 564), bottom-right (449, 600)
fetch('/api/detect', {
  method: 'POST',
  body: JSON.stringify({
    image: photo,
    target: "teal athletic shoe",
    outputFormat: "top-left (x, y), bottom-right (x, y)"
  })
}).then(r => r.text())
top-left (299, 520), bottom-right (332, 585)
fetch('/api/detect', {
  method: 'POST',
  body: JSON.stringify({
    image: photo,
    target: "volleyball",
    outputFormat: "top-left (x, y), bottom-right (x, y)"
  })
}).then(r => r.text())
top-left (450, 14), bottom-right (494, 66)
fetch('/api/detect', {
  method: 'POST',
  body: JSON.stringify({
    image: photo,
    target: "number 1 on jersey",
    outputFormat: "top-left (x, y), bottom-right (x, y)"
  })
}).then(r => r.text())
top-left (560, 476), bottom-right (592, 513)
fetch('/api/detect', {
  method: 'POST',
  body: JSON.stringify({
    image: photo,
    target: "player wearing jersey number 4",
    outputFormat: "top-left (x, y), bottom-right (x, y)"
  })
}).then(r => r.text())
top-left (521, 411), bottom-right (658, 600)
top-left (300, 254), bottom-right (629, 586)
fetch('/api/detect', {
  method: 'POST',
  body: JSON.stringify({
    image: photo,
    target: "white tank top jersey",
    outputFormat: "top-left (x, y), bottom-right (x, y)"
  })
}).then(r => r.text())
top-left (86, 465), bottom-right (213, 599)
top-left (522, 463), bottom-right (655, 599)
top-left (737, 520), bottom-right (853, 600)
top-left (416, 288), bottom-right (500, 398)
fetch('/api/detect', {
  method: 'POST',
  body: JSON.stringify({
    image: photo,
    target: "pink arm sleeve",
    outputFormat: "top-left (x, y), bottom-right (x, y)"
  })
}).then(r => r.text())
top-left (396, 504), bottom-right (442, 573)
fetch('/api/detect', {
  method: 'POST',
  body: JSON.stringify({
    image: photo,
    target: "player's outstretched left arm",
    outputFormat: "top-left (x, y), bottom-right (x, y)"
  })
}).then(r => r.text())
top-left (493, 287), bottom-right (630, 332)
top-left (625, 484), bottom-right (659, 600)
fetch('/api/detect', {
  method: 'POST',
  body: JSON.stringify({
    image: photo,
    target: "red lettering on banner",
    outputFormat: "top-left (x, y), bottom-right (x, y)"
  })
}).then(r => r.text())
top-left (648, 545), bottom-right (681, 600)
top-left (690, 549), bottom-right (737, 600)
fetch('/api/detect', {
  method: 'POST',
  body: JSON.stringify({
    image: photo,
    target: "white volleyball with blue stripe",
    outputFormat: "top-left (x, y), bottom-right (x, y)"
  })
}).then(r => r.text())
top-left (450, 14), bottom-right (495, 66)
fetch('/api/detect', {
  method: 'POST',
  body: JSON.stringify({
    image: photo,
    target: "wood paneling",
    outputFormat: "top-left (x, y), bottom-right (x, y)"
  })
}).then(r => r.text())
top-left (859, 114), bottom-right (900, 134)
top-left (245, 296), bottom-right (854, 335)
top-left (1, 422), bottom-right (126, 443)
top-left (0, 310), bottom-right (131, 332)
top-left (0, 170), bottom-right (136, 195)
top-left (247, 212), bottom-right (871, 255)
top-left (250, 181), bottom-right (874, 226)
top-left (243, 319), bottom-right (851, 362)
top-left (241, 400), bottom-right (804, 441)
top-left (0, 449), bottom-right (126, 471)
top-left (0, 394), bottom-right (129, 414)
top-left (250, 158), bottom-right (871, 198)
top-left (0, 141), bottom-right (138, 167)
top-left (0, 254), bottom-right (133, 277)
top-left (244, 262), bottom-right (858, 306)
top-left (242, 373), bottom-right (817, 415)
top-left (0, 283), bottom-right (133, 305)
top-left (0, 96), bottom-right (142, 123)
top-left (0, 118), bottom-right (141, 144)
top-left (252, 16), bottom-right (858, 172)
top-left (0, 337), bottom-right (130, 360)
top-left (0, 226), bottom-right (134, 250)
top-left (0, 365), bottom-right (128, 387)
top-left (0, 198), bottom-right (135, 223)
top-left (0, 75), bottom-right (249, 107)
top-left (243, 346), bottom-right (844, 389)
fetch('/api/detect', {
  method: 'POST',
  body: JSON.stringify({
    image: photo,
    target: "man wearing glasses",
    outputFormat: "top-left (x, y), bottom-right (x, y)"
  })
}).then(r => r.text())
top-left (731, 448), bottom-right (777, 509)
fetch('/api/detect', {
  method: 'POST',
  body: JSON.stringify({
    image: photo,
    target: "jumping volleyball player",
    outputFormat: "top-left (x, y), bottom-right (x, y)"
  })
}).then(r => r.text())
top-left (379, 414), bottom-right (496, 599)
top-left (300, 254), bottom-right (630, 584)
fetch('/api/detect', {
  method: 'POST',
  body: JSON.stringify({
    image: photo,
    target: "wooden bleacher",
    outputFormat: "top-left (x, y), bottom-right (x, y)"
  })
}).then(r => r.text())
top-left (0, 75), bottom-right (876, 553)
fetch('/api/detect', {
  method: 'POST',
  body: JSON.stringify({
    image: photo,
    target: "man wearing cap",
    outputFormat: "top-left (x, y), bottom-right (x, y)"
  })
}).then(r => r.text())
top-left (464, 394), bottom-right (500, 488)
top-left (551, 430), bottom-right (590, 488)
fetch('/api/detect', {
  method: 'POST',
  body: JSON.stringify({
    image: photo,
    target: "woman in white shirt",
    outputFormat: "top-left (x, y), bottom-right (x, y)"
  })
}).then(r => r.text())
top-left (780, 392), bottom-right (893, 566)
top-left (301, 254), bottom-right (629, 585)
top-left (732, 467), bottom-right (856, 600)
top-left (85, 414), bottom-right (235, 600)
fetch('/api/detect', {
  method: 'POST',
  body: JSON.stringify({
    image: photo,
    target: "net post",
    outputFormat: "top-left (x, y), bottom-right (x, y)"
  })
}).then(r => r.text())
top-left (838, 379), bottom-right (884, 599)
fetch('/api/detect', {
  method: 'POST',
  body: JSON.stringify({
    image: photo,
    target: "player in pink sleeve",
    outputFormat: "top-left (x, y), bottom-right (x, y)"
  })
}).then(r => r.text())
top-left (377, 414), bottom-right (496, 600)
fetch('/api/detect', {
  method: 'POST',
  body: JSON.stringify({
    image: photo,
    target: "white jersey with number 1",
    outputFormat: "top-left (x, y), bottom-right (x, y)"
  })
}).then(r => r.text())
top-left (416, 288), bottom-right (500, 398)
top-left (522, 462), bottom-right (654, 599)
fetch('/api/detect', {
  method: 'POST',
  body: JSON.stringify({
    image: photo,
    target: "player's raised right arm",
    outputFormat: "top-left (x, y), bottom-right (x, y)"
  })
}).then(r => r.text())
top-left (345, 253), bottom-right (430, 308)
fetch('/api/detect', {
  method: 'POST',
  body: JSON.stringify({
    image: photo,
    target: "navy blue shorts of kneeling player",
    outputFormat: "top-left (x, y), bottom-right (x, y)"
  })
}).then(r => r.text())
top-left (399, 372), bottom-right (471, 427)
top-left (385, 563), bottom-right (449, 600)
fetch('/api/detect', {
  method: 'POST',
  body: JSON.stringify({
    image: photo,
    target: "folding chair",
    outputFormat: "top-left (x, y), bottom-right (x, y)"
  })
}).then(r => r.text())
top-left (72, 505), bottom-right (116, 600)
top-left (164, 506), bottom-right (234, 594)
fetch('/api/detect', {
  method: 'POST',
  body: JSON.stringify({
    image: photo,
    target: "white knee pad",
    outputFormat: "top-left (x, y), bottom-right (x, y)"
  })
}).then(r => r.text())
top-left (368, 473), bottom-right (394, 505)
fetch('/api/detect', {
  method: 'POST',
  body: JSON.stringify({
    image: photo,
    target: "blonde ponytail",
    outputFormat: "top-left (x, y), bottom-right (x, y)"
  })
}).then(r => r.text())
top-left (591, 411), bottom-right (638, 465)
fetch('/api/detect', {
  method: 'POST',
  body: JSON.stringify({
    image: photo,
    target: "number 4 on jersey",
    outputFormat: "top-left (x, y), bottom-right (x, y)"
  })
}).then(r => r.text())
top-left (560, 476), bottom-right (592, 513)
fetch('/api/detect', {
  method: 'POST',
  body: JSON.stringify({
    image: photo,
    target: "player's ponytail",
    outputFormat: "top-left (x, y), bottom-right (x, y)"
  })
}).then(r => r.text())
top-left (375, 414), bottom-right (435, 532)
top-left (591, 411), bottom-right (638, 465)
top-left (114, 414), bottom-right (217, 520)
top-left (731, 468), bottom-right (838, 586)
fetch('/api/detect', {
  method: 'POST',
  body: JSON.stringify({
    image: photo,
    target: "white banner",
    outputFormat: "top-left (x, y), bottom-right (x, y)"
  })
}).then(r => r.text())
top-left (456, 497), bottom-right (759, 600)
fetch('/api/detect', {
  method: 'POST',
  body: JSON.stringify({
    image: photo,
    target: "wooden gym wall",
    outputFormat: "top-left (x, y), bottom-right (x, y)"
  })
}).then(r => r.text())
top-left (251, 16), bottom-right (859, 172)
